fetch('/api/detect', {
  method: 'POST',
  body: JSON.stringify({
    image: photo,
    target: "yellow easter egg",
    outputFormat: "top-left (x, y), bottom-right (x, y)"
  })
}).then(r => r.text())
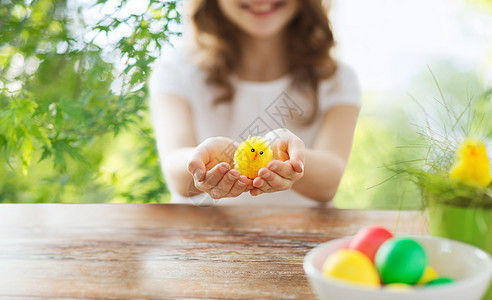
top-left (322, 249), bottom-right (380, 289)
top-left (417, 266), bottom-right (439, 285)
top-left (234, 136), bottom-right (273, 179)
top-left (384, 283), bottom-right (413, 292)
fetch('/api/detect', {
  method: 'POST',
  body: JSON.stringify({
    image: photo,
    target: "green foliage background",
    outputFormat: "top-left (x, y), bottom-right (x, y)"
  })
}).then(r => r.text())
top-left (0, 0), bottom-right (181, 203)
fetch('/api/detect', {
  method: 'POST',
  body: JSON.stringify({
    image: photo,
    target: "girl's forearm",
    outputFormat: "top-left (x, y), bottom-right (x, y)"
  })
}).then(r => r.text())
top-left (292, 148), bottom-right (346, 203)
top-left (162, 147), bottom-right (202, 197)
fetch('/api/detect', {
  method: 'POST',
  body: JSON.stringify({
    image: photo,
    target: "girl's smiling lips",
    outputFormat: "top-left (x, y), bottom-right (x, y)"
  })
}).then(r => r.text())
top-left (239, 0), bottom-right (286, 17)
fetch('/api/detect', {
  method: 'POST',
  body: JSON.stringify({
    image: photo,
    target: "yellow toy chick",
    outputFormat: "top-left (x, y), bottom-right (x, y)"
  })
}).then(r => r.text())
top-left (234, 136), bottom-right (273, 179)
top-left (449, 137), bottom-right (491, 188)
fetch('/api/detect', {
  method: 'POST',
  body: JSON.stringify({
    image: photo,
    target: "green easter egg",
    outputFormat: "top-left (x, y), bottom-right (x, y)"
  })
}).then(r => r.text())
top-left (375, 238), bottom-right (427, 285)
top-left (425, 277), bottom-right (454, 286)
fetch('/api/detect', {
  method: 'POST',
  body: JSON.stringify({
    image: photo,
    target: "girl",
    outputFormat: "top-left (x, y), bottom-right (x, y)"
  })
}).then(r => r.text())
top-left (149, 0), bottom-right (361, 206)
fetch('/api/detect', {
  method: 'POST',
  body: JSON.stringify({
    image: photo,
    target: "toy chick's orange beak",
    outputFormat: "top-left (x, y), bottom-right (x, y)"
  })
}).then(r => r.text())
top-left (253, 152), bottom-right (258, 160)
top-left (470, 146), bottom-right (477, 156)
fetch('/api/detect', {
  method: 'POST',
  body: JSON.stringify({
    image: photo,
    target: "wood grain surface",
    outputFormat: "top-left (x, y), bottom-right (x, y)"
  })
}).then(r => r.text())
top-left (0, 204), bottom-right (428, 299)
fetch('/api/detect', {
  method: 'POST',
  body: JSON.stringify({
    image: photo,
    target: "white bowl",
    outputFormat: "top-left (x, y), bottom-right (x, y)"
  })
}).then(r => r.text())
top-left (303, 235), bottom-right (492, 300)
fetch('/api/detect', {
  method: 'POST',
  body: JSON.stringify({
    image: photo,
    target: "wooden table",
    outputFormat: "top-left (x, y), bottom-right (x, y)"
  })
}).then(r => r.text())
top-left (0, 204), bottom-right (428, 299)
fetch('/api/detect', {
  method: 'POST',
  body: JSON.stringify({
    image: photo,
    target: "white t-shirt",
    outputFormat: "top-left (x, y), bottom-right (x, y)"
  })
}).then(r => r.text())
top-left (149, 48), bottom-right (361, 206)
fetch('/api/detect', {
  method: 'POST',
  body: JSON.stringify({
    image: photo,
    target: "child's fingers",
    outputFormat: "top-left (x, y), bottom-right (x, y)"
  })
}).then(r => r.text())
top-left (188, 149), bottom-right (209, 182)
top-left (239, 175), bottom-right (254, 189)
top-left (257, 168), bottom-right (290, 191)
top-left (196, 163), bottom-right (229, 191)
top-left (267, 160), bottom-right (297, 180)
top-left (226, 174), bottom-right (248, 198)
top-left (250, 187), bottom-right (263, 196)
top-left (213, 169), bottom-right (240, 198)
top-left (253, 176), bottom-right (265, 188)
top-left (289, 159), bottom-right (304, 174)
top-left (287, 137), bottom-right (305, 173)
top-left (252, 175), bottom-right (277, 193)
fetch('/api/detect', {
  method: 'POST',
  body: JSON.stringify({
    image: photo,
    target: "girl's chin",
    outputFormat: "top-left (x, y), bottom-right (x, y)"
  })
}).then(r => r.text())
top-left (242, 25), bottom-right (285, 39)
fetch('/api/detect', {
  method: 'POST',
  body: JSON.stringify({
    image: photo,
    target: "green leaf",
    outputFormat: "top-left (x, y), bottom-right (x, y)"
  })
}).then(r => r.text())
top-left (0, 0), bottom-right (180, 202)
top-left (0, 134), bottom-right (7, 150)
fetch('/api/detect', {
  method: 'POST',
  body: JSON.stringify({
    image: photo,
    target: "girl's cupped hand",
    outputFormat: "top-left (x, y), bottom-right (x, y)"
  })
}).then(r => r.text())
top-left (187, 137), bottom-right (253, 199)
top-left (250, 128), bottom-right (305, 196)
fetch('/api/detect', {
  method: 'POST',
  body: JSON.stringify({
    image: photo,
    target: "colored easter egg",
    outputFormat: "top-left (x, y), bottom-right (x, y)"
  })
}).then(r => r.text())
top-left (348, 226), bottom-right (394, 262)
top-left (417, 266), bottom-right (439, 285)
top-left (384, 283), bottom-right (413, 292)
top-left (425, 277), bottom-right (454, 286)
top-left (322, 249), bottom-right (380, 288)
top-left (375, 238), bottom-right (427, 285)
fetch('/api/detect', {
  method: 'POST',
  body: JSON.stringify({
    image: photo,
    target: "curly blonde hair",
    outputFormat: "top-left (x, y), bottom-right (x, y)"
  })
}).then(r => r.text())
top-left (190, 0), bottom-right (337, 124)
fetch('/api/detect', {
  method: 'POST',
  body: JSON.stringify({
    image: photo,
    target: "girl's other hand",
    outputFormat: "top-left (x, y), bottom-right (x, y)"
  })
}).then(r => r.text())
top-left (250, 129), bottom-right (305, 196)
top-left (188, 137), bottom-right (254, 199)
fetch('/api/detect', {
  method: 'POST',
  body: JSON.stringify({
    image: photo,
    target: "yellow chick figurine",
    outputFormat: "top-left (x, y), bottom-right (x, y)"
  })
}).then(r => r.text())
top-left (234, 136), bottom-right (273, 179)
top-left (449, 137), bottom-right (491, 188)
